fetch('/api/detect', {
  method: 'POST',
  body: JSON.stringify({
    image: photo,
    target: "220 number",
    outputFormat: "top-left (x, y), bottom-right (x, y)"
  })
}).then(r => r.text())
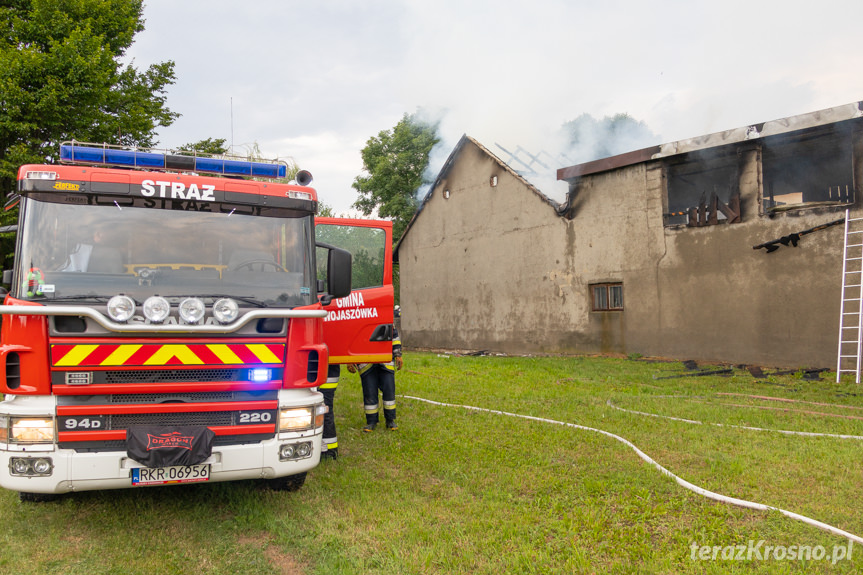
top-left (238, 411), bottom-right (273, 424)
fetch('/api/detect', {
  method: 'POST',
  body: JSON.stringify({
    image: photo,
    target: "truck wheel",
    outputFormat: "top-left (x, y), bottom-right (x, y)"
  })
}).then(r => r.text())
top-left (19, 491), bottom-right (58, 502)
top-left (267, 472), bottom-right (307, 492)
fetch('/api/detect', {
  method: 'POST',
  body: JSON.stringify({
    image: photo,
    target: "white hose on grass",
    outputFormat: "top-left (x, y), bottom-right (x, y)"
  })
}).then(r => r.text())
top-left (606, 399), bottom-right (863, 441)
top-left (401, 394), bottom-right (863, 545)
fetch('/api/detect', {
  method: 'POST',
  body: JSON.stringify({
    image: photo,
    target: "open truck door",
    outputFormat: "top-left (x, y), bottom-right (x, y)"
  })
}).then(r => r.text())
top-left (316, 218), bottom-right (394, 364)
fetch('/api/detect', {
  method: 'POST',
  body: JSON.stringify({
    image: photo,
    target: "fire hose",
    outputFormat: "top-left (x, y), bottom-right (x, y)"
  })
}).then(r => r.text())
top-left (606, 398), bottom-right (863, 440)
top-left (401, 395), bottom-right (863, 545)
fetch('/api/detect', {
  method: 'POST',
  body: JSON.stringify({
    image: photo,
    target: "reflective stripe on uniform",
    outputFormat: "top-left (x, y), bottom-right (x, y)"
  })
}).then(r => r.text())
top-left (383, 399), bottom-right (396, 409)
top-left (321, 364), bottom-right (340, 389)
top-left (364, 403), bottom-right (379, 414)
top-left (323, 437), bottom-right (338, 449)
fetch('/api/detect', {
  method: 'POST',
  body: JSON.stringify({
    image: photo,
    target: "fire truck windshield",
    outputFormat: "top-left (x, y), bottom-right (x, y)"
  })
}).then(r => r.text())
top-left (16, 196), bottom-right (315, 308)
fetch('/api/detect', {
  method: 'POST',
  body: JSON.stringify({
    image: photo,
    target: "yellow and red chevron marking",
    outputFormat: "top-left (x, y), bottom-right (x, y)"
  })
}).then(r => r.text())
top-left (51, 343), bottom-right (285, 368)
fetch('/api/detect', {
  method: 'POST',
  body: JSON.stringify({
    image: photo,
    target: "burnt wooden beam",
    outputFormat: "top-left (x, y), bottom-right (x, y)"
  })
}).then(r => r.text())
top-left (717, 191), bottom-right (741, 224)
top-left (708, 193), bottom-right (719, 225)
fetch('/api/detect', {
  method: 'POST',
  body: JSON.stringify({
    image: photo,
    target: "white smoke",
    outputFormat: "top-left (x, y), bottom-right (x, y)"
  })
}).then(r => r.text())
top-left (417, 110), bottom-right (661, 205)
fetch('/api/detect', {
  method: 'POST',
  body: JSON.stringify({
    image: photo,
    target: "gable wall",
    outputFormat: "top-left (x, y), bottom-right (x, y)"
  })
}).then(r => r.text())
top-left (399, 141), bottom-right (574, 353)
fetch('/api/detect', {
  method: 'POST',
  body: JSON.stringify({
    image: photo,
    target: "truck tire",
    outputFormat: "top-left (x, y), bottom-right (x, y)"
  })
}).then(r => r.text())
top-left (19, 491), bottom-right (58, 502)
top-left (267, 472), bottom-right (307, 492)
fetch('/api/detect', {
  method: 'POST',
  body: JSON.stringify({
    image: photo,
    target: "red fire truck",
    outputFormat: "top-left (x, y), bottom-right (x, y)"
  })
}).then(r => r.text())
top-left (0, 142), bottom-right (394, 500)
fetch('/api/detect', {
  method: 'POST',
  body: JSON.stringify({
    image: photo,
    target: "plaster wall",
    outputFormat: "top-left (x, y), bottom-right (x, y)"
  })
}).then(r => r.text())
top-left (399, 141), bottom-right (575, 354)
top-left (399, 132), bottom-right (860, 368)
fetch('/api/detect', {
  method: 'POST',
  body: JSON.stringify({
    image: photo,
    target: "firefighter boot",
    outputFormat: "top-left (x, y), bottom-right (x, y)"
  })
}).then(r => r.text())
top-left (320, 447), bottom-right (338, 460)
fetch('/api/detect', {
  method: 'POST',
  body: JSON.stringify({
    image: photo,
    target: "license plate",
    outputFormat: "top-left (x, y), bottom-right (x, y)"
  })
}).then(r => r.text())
top-left (131, 464), bottom-right (210, 486)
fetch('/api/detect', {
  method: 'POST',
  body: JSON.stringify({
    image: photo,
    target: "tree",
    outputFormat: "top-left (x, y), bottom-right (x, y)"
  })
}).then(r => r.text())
top-left (0, 0), bottom-right (178, 189)
top-left (316, 200), bottom-right (335, 217)
top-left (177, 138), bottom-right (228, 156)
top-left (0, 0), bottom-right (177, 266)
top-left (352, 112), bottom-right (440, 243)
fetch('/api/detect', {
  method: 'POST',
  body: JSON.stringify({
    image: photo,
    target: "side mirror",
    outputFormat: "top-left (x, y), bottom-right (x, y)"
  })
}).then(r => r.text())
top-left (316, 242), bottom-right (352, 306)
top-left (2, 270), bottom-right (12, 285)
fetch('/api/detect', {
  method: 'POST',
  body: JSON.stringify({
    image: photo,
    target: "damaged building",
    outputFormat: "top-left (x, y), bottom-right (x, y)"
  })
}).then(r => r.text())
top-left (394, 102), bottom-right (863, 369)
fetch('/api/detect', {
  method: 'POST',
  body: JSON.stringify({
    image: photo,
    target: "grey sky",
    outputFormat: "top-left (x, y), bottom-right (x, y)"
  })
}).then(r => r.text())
top-left (126, 0), bottom-right (863, 213)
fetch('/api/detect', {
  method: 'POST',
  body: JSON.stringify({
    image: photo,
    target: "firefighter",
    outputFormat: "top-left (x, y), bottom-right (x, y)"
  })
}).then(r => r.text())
top-left (348, 325), bottom-right (402, 431)
top-left (319, 364), bottom-right (340, 459)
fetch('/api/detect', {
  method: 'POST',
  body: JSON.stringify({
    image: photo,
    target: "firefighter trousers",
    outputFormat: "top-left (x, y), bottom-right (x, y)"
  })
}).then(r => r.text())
top-left (360, 364), bottom-right (396, 425)
top-left (320, 364), bottom-right (340, 457)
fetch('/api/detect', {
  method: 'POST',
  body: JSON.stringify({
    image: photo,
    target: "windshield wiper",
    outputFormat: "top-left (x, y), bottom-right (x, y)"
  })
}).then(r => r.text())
top-left (164, 295), bottom-right (269, 308)
top-left (36, 295), bottom-right (112, 304)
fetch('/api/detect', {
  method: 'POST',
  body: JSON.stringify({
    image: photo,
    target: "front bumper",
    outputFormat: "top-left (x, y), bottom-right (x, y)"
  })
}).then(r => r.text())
top-left (0, 391), bottom-right (324, 494)
top-left (0, 431), bottom-right (321, 494)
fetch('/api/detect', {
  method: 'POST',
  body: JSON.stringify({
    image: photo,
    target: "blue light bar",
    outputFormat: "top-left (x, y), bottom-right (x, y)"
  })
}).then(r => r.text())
top-left (60, 143), bottom-right (289, 179)
top-left (60, 145), bottom-right (166, 168)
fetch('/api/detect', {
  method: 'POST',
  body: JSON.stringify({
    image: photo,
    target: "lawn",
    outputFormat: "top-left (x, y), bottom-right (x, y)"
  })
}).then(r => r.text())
top-left (1, 353), bottom-right (862, 574)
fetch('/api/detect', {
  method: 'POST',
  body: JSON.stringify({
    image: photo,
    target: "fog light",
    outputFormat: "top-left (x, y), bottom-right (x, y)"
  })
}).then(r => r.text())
top-left (9, 457), bottom-right (53, 476)
top-left (279, 444), bottom-right (295, 460)
top-left (213, 298), bottom-right (239, 324)
top-left (278, 442), bottom-right (313, 461)
top-left (107, 295), bottom-right (135, 322)
top-left (10, 458), bottom-right (30, 475)
top-left (178, 298), bottom-right (205, 324)
top-left (32, 458), bottom-right (53, 475)
top-left (143, 296), bottom-right (171, 323)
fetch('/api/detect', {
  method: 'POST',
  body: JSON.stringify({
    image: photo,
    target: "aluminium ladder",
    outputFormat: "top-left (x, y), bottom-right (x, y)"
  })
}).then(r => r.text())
top-left (836, 209), bottom-right (863, 382)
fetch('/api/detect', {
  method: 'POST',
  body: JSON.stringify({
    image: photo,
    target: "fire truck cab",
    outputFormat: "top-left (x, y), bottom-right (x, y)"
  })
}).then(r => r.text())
top-left (0, 142), bottom-right (394, 499)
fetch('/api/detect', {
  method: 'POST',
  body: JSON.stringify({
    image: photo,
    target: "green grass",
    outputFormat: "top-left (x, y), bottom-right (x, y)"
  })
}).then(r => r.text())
top-left (2, 353), bottom-right (863, 574)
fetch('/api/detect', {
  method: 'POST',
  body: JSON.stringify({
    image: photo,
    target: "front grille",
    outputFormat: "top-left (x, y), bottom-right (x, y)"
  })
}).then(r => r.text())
top-left (58, 390), bottom-right (278, 406)
top-left (52, 368), bottom-right (283, 387)
top-left (67, 435), bottom-right (271, 452)
top-left (109, 392), bottom-right (246, 404)
top-left (112, 412), bottom-right (235, 427)
top-left (58, 390), bottom-right (279, 452)
top-left (104, 368), bottom-right (245, 384)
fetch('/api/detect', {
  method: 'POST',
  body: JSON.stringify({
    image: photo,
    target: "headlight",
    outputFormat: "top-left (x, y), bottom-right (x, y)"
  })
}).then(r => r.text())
top-left (279, 407), bottom-right (314, 432)
top-left (9, 457), bottom-right (53, 476)
top-left (10, 417), bottom-right (54, 443)
top-left (213, 298), bottom-right (239, 324)
top-left (107, 295), bottom-right (135, 322)
top-left (178, 297), bottom-right (205, 324)
top-left (143, 296), bottom-right (171, 323)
